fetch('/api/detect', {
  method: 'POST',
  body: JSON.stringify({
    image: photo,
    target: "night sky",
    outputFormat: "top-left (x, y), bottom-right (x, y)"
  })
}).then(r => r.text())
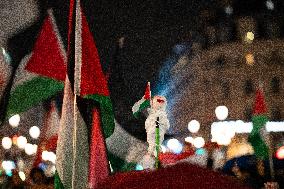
top-left (4, 0), bottom-right (284, 140)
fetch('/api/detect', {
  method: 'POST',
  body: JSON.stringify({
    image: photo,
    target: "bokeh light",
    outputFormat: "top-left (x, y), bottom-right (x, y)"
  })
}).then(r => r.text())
top-left (42, 151), bottom-right (49, 161)
top-left (266, 0), bottom-right (274, 10)
top-left (245, 53), bottom-right (255, 65)
top-left (185, 136), bottom-right (194, 144)
top-left (215, 106), bottom-right (229, 121)
top-left (166, 139), bottom-right (183, 154)
top-left (17, 136), bottom-right (27, 149)
top-left (225, 6), bottom-right (233, 15)
top-left (29, 126), bottom-right (40, 139)
top-left (193, 137), bottom-right (205, 148)
top-left (161, 145), bottom-right (167, 153)
top-left (42, 151), bottom-right (56, 163)
top-left (2, 137), bottom-right (12, 149)
top-left (216, 135), bottom-right (231, 146)
top-left (188, 120), bottom-right (200, 133)
top-left (6, 170), bottom-right (12, 177)
top-left (19, 171), bottom-right (26, 181)
top-left (135, 164), bottom-right (144, 171)
top-left (276, 146), bottom-right (284, 160)
top-left (195, 148), bottom-right (206, 155)
top-left (25, 143), bottom-right (37, 155)
top-left (9, 114), bottom-right (20, 128)
top-left (12, 135), bottom-right (18, 145)
top-left (2, 161), bottom-right (16, 171)
top-left (246, 32), bottom-right (254, 41)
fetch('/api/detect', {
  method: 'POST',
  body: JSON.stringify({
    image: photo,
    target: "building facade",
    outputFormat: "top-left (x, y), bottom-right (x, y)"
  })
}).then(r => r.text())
top-left (169, 15), bottom-right (284, 141)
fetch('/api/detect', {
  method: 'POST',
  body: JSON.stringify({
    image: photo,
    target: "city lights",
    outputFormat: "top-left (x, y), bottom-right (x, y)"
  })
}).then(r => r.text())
top-left (246, 32), bottom-right (254, 41)
top-left (185, 136), bottom-right (194, 144)
top-left (188, 120), bottom-right (200, 133)
top-left (19, 171), bottom-right (26, 181)
top-left (193, 137), bottom-right (205, 148)
top-left (166, 139), bottom-right (183, 154)
top-left (245, 53), bottom-right (255, 65)
top-left (17, 136), bottom-right (27, 149)
top-left (215, 106), bottom-right (229, 121)
top-left (211, 120), bottom-right (284, 144)
top-left (225, 6), bottom-right (233, 15)
top-left (9, 114), bottom-right (20, 128)
top-left (276, 147), bottom-right (284, 159)
top-left (2, 161), bottom-right (16, 171)
top-left (42, 151), bottom-right (56, 163)
top-left (29, 126), bottom-right (40, 139)
top-left (24, 143), bottom-right (37, 155)
top-left (266, 0), bottom-right (274, 10)
top-left (2, 137), bottom-right (12, 149)
top-left (161, 145), bottom-right (167, 153)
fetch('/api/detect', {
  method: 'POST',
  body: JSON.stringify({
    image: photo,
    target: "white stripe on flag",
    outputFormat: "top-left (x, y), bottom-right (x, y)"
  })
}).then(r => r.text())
top-left (132, 97), bottom-right (146, 114)
top-left (74, 0), bottom-right (82, 95)
top-left (47, 9), bottom-right (67, 64)
top-left (56, 77), bottom-right (74, 189)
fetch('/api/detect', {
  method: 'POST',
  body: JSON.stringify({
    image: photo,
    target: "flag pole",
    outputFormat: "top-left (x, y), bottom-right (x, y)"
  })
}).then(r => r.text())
top-left (259, 82), bottom-right (275, 180)
top-left (149, 81), bottom-right (160, 169)
top-left (155, 117), bottom-right (160, 169)
top-left (72, 94), bottom-right (78, 189)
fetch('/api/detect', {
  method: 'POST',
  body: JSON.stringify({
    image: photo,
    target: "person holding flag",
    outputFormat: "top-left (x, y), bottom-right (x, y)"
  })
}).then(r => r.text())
top-left (132, 82), bottom-right (170, 169)
top-left (248, 85), bottom-right (279, 188)
top-left (248, 86), bottom-right (269, 161)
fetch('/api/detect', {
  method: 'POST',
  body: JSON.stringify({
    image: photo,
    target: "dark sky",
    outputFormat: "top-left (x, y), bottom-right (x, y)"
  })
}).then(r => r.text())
top-left (5, 0), bottom-right (284, 140)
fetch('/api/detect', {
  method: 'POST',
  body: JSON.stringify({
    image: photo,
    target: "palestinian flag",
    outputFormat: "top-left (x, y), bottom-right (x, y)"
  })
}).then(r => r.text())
top-left (132, 82), bottom-right (151, 118)
top-left (33, 100), bottom-right (61, 168)
top-left (248, 88), bottom-right (269, 160)
top-left (55, 0), bottom-right (114, 188)
top-left (6, 9), bottom-right (66, 118)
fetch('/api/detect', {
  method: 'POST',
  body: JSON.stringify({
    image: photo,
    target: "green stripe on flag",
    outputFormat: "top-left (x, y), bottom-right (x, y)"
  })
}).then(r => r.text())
top-left (138, 100), bottom-right (150, 112)
top-left (133, 100), bottom-right (150, 118)
top-left (108, 152), bottom-right (137, 172)
top-left (7, 77), bottom-right (64, 116)
top-left (248, 115), bottom-right (269, 160)
top-left (84, 94), bottom-right (115, 138)
top-left (54, 171), bottom-right (65, 189)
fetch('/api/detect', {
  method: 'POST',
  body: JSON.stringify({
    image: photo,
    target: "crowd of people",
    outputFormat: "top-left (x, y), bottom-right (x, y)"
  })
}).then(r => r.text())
top-left (211, 154), bottom-right (283, 189)
top-left (0, 168), bottom-right (53, 189)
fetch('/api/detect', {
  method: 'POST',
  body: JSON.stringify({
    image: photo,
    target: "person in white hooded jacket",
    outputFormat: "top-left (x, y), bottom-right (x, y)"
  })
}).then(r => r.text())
top-left (145, 95), bottom-right (170, 158)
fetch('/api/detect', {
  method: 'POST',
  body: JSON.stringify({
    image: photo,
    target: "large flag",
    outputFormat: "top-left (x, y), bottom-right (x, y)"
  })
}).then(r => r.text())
top-left (55, 0), bottom-right (115, 188)
top-left (248, 88), bottom-right (269, 160)
top-left (6, 9), bottom-right (66, 118)
top-left (132, 82), bottom-right (151, 117)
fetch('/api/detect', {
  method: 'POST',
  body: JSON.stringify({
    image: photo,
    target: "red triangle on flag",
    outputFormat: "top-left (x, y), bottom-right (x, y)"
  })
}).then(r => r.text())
top-left (88, 108), bottom-right (110, 188)
top-left (144, 82), bottom-right (151, 100)
top-left (79, 10), bottom-right (109, 97)
top-left (25, 11), bottom-right (66, 82)
top-left (253, 89), bottom-right (267, 115)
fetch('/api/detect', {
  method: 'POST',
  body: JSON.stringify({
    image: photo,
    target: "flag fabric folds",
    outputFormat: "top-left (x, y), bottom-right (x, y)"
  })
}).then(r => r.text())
top-left (132, 82), bottom-right (151, 117)
top-left (6, 9), bottom-right (66, 118)
top-left (248, 88), bottom-right (269, 160)
top-left (55, 0), bottom-right (115, 188)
